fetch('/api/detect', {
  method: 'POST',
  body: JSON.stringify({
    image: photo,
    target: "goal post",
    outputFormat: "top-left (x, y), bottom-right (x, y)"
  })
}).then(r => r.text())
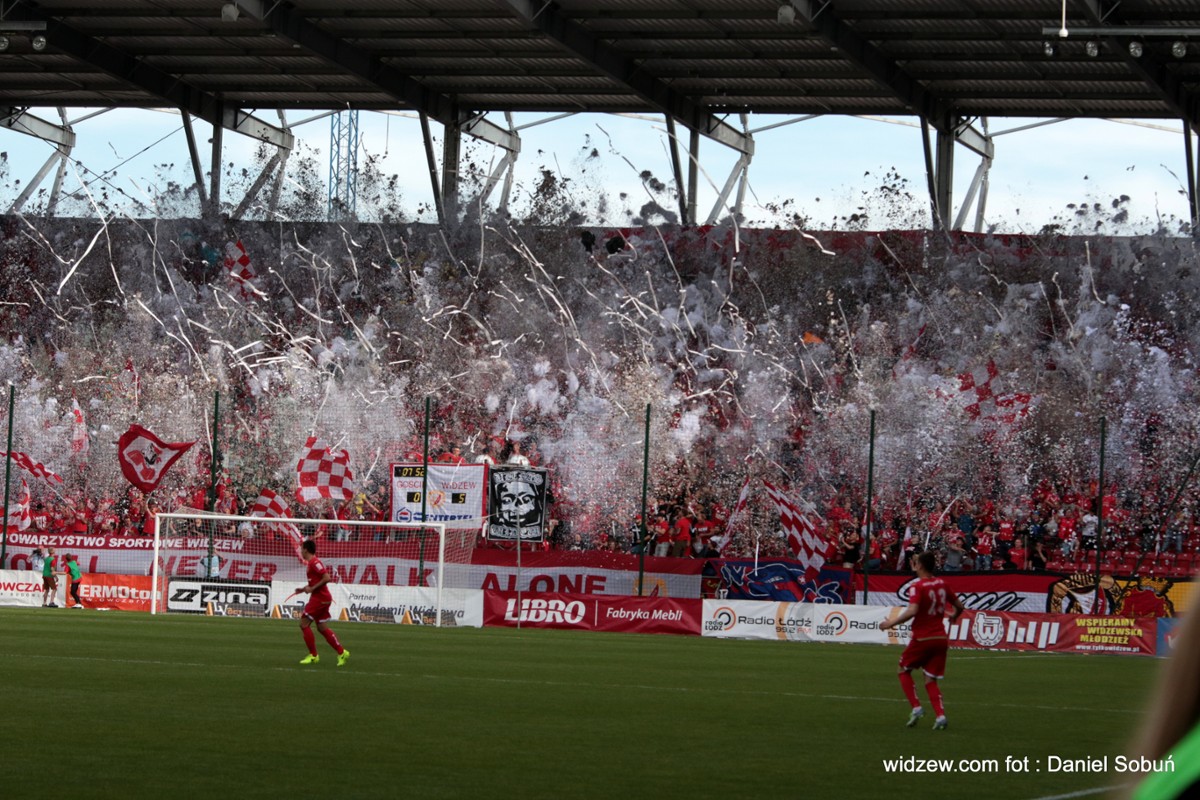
top-left (152, 512), bottom-right (476, 626)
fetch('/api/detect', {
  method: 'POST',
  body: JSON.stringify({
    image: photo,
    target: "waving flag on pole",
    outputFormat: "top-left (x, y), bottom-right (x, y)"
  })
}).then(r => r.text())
top-left (5, 478), bottom-right (31, 531)
top-left (897, 526), bottom-right (915, 568)
top-left (70, 398), bottom-right (89, 457)
top-left (249, 488), bottom-right (305, 560)
top-left (712, 475), bottom-right (752, 554)
top-left (117, 425), bottom-right (196, 493)
top-left (763, 481), bottom-right (826, 580)
top-left (2, 451), bottom-right (64, 486)
top-left (295, 437), bottom-right (355, 504)
top-left (224, 240), bottom-right (259, 299)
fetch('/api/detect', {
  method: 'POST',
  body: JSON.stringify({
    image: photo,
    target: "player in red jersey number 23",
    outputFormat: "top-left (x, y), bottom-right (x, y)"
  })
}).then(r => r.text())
top-left (297, 540), bottom-right (350, 667)
top-left (880, 551), bottom-right (965, 730)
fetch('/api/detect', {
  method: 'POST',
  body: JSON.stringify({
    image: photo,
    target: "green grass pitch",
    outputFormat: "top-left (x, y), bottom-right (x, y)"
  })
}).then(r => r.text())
top-left (0, 608), bottom-right (1161, 799)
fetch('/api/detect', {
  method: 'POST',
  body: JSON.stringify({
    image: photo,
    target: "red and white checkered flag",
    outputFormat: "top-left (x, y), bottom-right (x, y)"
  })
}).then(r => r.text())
top-left (71, 398), bottom-right (89, 458)
top-left (712, 475), bottom-right (752, 554)
top-left (249, 488), bottom-right (304, 560)
top-left (295, 437), bottom-right (355, 504)
top-left (224, 239), bottom-right (259, 299)
top-left (5, 478), bottom-right (31, 531)
top-left (3, 451), bottom-right (64, 486)
top-left (763, 481), bottom-right (825, 579)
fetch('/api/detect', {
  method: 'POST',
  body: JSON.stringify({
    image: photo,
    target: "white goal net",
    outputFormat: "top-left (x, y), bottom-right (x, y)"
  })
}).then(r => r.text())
top-left (152, 512), bottom-right (477, 626)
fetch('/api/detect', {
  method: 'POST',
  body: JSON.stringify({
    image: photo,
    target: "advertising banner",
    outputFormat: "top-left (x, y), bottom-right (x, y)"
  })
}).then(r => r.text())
top-left (483, 592), bottom-right (700, 635)
top-left (166, 578), bottom-right (272, 614)
top-left (326, 583), bottom-right (483, 628)
top-left (486, 466), bottom-right (550, 542)
top-left (700, 600), bottom-right (903, 644)
top-left (699, 601), bottom-right (1157, 656)
top-left (714, 561), bottom-right (852, 602)
top-left (469, 550), bottom-right (703, 598)
top-left (0, 568), bottom-right (46, 607)
top-left (947, 610), bottom-right (1156, 656)
top-left (390, 462), bottom-right (487, 530)
top-left (77, 574), bottom-right (156, 612)
top-left (855, 571), bottom-right (1181, 617)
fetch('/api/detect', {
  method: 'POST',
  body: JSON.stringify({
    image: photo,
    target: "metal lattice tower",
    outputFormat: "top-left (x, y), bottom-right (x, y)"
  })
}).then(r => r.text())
top-left (328, 110), bottom-right (360, 221)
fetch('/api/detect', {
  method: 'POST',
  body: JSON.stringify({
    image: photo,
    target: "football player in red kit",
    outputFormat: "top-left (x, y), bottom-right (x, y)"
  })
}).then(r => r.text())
top-left (297, 540), bottom-right (350, 667)
top-left (881, 550), bottom-right (964, 729)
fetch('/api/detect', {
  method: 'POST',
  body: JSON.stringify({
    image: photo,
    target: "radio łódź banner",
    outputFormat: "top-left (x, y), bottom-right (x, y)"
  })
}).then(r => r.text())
top-left (390, 463), bottom-right (487, 530)
top-left (486, 466), bottom-right (549, 542)
top-left (700, 601), bottom-right (1157, 654)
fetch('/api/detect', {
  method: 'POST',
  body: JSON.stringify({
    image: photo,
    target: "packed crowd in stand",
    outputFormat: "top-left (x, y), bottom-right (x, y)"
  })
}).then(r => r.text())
top-left (10, 428), bottom-right (1198, 580)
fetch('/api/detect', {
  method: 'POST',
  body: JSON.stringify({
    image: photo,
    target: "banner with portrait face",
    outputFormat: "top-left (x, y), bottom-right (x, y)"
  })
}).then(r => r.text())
top-left (487, 467), bottom-right (549, 542)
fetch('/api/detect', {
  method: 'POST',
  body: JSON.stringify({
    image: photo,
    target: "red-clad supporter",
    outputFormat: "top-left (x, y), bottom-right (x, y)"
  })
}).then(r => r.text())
top-left (866, 535), bottom-right (883, 570)
top-left (73, 499), bottom-right (91, 536)
top-left (997, 518), bottom-right (1015, 547)
top-left (189, 485), bottom-right (208, 511)
top-left (1007, 537), bottom-right (1028, 570)
top-left (670, 510), bottom-right (693, 557)
top-left (821, 531), bottom-right (840, 564)
top-left (692, 512), bottom-right (714, 549)
top-left (652, 513), bottom-right (671, 557)
top-left (973, 525), bottom-right (995, 571)
top-left (31, 503), bottom-right (49, 533)
top-left (143, 499), bottom-right (161, 538)
top-left (1057, 512), bottom-right (1078, 557)
top-left (50, 503), bottom-right (69, 536)
top-left (437, 444), bottom-right (466, 465)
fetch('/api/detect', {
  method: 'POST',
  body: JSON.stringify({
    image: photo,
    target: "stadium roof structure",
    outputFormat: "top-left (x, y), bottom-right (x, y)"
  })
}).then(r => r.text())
top-left (3, 0), bottom-right (1200, 226)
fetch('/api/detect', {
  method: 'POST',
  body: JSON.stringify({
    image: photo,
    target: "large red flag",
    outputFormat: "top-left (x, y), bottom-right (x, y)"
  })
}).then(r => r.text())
top-left (117, 425), bottom-right (195, 493)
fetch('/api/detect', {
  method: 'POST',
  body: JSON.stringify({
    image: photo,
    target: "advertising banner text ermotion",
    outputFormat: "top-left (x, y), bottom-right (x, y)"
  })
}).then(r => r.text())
top-left (390, 462), bottom-right (487, 530)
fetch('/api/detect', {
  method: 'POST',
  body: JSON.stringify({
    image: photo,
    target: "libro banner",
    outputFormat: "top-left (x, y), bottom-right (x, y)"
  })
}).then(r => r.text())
top-left (483, 592), bottom-right (700, 635)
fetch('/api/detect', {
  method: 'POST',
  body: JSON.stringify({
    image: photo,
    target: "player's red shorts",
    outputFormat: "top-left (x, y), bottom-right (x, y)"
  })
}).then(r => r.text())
top-left (899, 636), bottom-right (949, 679)
top-left (303, 597), bottom-right (333, 623)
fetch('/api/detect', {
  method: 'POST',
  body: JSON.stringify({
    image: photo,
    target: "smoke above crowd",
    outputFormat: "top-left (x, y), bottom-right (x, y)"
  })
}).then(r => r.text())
top-left (1, 155), bottom-right (1198, 554)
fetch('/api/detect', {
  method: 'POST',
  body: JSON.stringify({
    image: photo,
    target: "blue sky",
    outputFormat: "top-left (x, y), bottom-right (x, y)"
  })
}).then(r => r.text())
top-left (1, 107), bottom-right (1192, 234)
